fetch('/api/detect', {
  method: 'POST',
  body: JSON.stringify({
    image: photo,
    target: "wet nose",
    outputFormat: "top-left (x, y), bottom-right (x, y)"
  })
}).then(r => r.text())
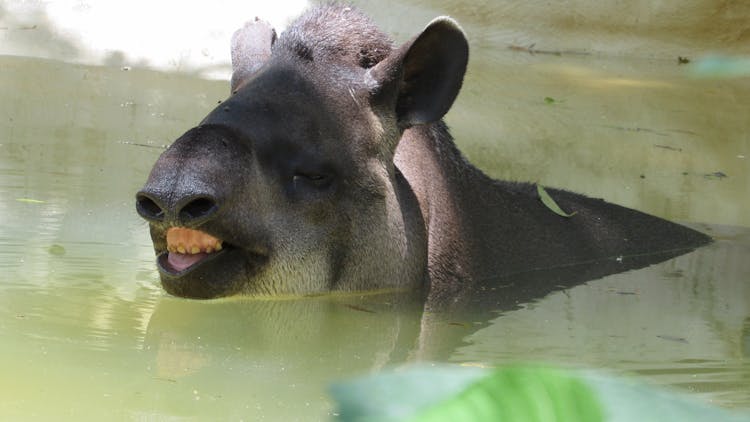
top-left (136, 191), bottom-right (219, 226)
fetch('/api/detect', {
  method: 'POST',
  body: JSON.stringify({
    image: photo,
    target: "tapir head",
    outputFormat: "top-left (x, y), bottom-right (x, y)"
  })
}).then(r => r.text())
top-left (136, 6), bottom-right (468, 298)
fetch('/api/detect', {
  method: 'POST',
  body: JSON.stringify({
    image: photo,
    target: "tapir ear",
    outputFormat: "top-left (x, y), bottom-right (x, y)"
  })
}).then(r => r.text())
top-left (230, 18), bottom-right (277, 93)
top-left (368, 17), bottom-right (469, 129)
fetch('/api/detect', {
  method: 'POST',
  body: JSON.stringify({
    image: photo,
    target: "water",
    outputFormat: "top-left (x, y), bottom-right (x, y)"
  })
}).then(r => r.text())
top-left (1, 1), bottom-right (749, 420)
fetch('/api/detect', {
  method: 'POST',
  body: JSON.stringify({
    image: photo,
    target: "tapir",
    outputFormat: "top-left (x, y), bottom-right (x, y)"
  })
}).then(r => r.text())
top-left (136, 5), bottom-right (710, 302)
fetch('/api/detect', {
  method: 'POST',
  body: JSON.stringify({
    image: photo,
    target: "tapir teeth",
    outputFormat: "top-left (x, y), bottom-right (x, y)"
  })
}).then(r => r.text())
top-left (166, 227), bottom-right (223, 255)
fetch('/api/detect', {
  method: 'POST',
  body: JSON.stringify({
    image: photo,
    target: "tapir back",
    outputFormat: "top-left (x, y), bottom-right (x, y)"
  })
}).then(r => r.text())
top-left (394, 123), bottom-right (711, 308)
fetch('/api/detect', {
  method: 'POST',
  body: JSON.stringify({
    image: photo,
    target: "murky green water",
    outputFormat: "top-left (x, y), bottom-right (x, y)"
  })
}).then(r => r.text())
top-left (2, 1), bottom-right (749, 420)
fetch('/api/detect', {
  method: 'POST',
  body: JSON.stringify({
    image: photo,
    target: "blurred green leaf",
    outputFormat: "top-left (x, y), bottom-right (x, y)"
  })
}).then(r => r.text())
top-left (330, 365), bottom-right (488, 421)
top-left (537, 184), bottom-right (577, 217)
top-left (412, 366), bottom-right (603, 422)
top-left (330, 364), bottom-right (750, 422)
top-left (689, 56), bottom-right (750, 79)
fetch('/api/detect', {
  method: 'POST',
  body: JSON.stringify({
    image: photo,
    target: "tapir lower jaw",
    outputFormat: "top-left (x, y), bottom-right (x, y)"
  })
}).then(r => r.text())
top-left (157, 248), bottom-right (229, 276)
top-left (151, 226), bottom-right (268, 299)
top-left (156, 246), bottom-right (255, 299)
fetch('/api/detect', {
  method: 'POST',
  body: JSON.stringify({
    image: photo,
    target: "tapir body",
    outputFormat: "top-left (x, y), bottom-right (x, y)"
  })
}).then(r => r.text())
top-left (136, 5), bottom-right (710, 302)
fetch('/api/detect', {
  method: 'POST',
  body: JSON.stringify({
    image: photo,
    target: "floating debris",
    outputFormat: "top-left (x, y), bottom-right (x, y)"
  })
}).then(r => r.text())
top-left (508, 43), bottom-right (590, 56)
top-left (654, 144), bottom-right (683, 152)
top-left (602, 125), bottom-right (668, 136)
top-left (664, 129), bottom-right (697, 136)
top-left (677, 56), bottom-right (691, 65)
top-left (0, 25), bottom-right (37, 30)
top-left (656, 335), bottom-right (689, 344)
top-left (48, 244), bottom-right (66, 256)
top-left (344, 304), bottom-right (376, 314)
top-left (606, 288), bottom-right (639, 295)
top-left (16, 198), bottom-right (45, 204)
top-left (118, 140), bottom-right (169, 150)
top-left (662, 270), bottom-right (684, 279)
top-left (703, 171), bottom-right (728, 180)
top-left (543, 96), bottom-right (566, 105)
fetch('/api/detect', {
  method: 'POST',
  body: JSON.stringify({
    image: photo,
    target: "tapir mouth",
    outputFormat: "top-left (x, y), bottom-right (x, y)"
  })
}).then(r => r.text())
top-left (159, 227), bottom-right (226, 274)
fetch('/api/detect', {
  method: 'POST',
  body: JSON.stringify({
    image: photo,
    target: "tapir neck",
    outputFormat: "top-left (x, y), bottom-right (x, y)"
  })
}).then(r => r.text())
top-left (394, 123), bottom-right (480, 289)
top-left (395, 122), bottom-right (518, 291)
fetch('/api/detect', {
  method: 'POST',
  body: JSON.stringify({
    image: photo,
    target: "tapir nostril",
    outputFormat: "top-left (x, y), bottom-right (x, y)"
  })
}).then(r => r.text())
top-left (136, 194), bottom-right (165, 221)
top-left (179, 197), bottom-right (219, 222)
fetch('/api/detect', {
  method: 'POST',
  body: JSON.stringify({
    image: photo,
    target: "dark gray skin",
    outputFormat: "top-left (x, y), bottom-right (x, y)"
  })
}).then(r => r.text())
top-left (136, 5), bottom-right (710, 302)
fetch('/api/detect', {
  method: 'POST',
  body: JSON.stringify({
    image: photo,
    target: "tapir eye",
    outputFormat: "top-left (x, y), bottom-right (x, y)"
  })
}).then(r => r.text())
top-left (292, 172), bottom-right (332, 189)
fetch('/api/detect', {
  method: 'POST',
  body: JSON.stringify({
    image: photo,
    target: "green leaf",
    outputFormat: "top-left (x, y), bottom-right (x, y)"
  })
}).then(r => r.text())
top-left (330, 365), bottom-right (488, 422)
top-left (537, 184), bottom-right (577, 217)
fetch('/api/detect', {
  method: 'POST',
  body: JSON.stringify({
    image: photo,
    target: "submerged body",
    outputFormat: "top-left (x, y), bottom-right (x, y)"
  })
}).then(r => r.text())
top-left (136, 5), bottom-right (710, 301)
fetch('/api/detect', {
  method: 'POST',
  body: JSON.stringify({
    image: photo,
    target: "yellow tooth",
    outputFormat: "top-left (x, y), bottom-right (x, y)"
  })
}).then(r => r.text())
top-left (166, 227), bottom-right (224, 255)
